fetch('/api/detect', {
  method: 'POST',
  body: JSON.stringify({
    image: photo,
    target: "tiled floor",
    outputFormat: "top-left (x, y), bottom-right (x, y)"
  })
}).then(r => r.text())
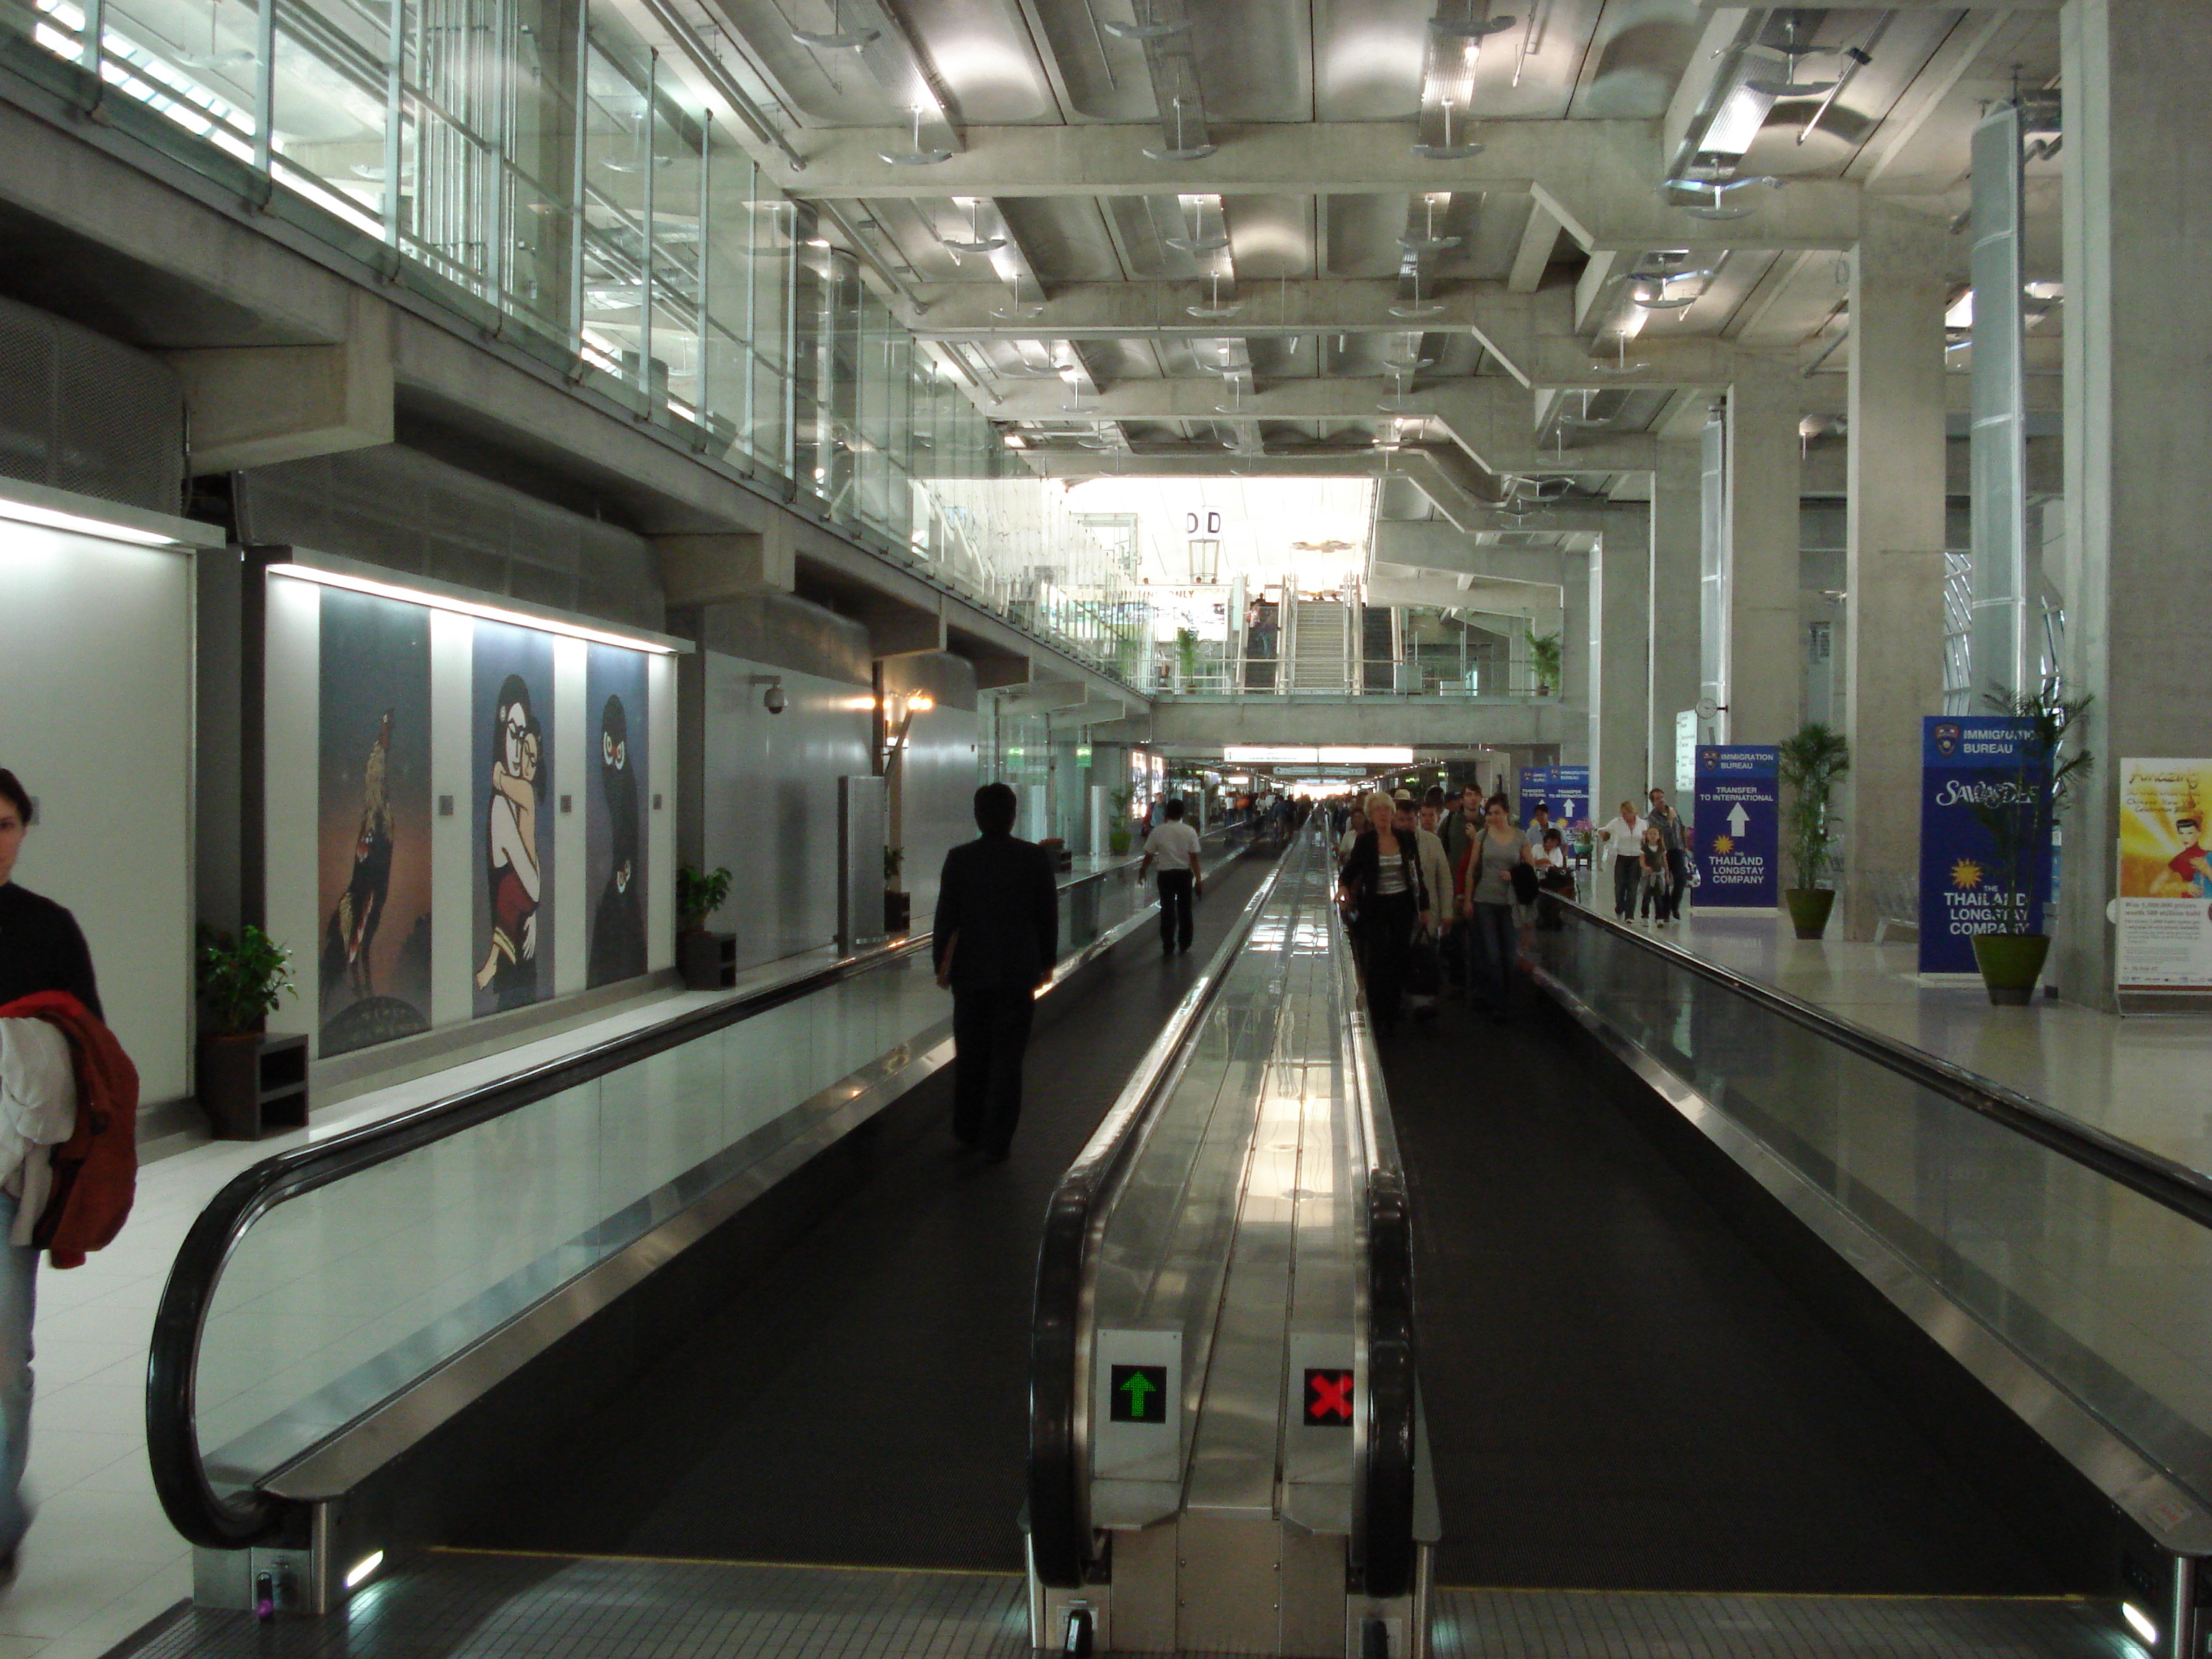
top-left (1662, 909), bottom-right (2212, 1177)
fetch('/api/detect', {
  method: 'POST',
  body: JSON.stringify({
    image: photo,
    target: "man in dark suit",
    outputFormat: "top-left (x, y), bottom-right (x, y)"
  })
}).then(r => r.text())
top-left (934, 782), bottom-right (1059, 1162)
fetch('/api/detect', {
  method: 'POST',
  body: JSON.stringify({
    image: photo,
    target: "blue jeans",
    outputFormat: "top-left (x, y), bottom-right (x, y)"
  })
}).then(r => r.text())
top-left (1467, 902), bottom-right (1517, 1014)
top-left (0, 1194), bottom-right (35, 1553)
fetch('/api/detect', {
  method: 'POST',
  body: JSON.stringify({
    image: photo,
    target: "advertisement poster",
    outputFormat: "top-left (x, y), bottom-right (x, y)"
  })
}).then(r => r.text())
top-left (585, 644), bottom-right (650, 989)
top-left (315, 588), bottom-right (434, 1057)
top-left (472, 621), bottom-right (555, 1017)
top-left (2116, 757), bottom-right (2212, 992)
top-left (1917, 716), bottom-right (2047, 974)
top-left (1692, 746), bottom-right (1779, 907)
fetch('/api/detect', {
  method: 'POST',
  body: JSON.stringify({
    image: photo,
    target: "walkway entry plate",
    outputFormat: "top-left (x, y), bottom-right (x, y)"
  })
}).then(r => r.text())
top-left (1094, 1329), bottom-right (1182, 1481)
top-left (1285, 1334), bottom-right (1358, 1494)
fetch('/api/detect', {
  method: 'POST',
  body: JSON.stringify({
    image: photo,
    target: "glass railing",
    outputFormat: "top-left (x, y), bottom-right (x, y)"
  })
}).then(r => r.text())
top-left (148, 844), bottom-right (1240, 1550)
top-left (0, 0), bottom-right (1152, 686)
top-left (1532, 897), bottom-right (2212, 1536)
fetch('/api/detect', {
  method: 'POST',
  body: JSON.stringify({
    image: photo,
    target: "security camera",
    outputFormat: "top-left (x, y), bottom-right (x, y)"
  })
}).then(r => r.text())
top-left (763, 683), bottom-right (787, 715)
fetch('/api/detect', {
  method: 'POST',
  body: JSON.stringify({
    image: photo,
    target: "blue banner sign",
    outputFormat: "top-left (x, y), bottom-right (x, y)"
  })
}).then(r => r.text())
top-left (1548, 765), bottom-right (1590, 829)
top-left (1692, 746), bottom-right (1779, 907)
top-left (1918, 716), bottom-right (2049, 972)
top-left (1518, 766), bottom-right (1551, 813)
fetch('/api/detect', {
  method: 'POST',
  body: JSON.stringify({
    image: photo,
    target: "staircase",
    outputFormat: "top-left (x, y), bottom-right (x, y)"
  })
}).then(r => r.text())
top-left (1290, 596), bottom-right (1351, 692)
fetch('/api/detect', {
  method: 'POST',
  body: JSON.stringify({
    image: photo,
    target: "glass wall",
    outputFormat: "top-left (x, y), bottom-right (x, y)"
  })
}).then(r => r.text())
top-left (0, 0), bottom-right (1146, 681)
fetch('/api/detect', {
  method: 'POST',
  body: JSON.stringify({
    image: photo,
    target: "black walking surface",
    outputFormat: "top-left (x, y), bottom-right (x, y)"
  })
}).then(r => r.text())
top-left (460, 852), bottom-right (1276, 1573)
top-left (1378, 990), bottom-right (2065, 1596)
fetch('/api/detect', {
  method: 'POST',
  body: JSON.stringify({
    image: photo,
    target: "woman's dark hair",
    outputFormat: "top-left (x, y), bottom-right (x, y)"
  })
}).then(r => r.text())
top-left (490, 674), bottom-right (542, 796)
top-left (1486, 792), bottom-right (1511, 812)
top-left (0, 769), bottom-right (30, 826)
top-left (974, 781), bottom-right (1018, 834)
top-left (1544, 827), bottom-right (1563, 844)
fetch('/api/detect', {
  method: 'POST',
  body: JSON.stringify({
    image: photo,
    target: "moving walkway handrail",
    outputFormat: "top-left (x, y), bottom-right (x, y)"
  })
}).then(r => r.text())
top-left (1027, 849), bottom-right (1290, 1589)
top-left (1325, 858), bottom-right (1418, 1600)
top-left (1542, 895), bottom-right (2212, 1234)
top-left (148, 853), bottom-right (1169, 1552)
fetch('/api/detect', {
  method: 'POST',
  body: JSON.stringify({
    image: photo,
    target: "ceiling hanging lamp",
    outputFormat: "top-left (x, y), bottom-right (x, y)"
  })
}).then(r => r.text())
top-left (941, 199), bottom-right (1007, 256)
top-left (881, 105), bottom-right (953, 166)
top-left (791, 0), bottom-right (878, 50)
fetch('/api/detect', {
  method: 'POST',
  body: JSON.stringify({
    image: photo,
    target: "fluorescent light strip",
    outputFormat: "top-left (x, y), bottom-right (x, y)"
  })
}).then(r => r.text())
top-left (2121, 1604), bottom-right (2157, 1647)
top-left (0, 495), bottom-right (183, 549)
top-left (268, 564), bottom-right (678, 654)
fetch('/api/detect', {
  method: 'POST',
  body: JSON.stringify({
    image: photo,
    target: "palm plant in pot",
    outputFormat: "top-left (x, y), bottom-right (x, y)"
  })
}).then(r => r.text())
top-left (1966, 683), bottom-right (2093, 1006)
top-left (1525, 627), bottom-right (1563, 698)
top-left (195, 924), bottom-right (299, 1138)
top-left (675, 863), bottom-right (733, 989)
top-left (1777, 721), bottom-right (1850, 938)
top-left (1107, 786), bottom-right (1134, 856)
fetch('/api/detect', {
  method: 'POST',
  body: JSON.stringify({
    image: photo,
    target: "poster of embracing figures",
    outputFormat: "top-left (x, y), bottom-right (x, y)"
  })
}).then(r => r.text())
top-left (472, 621), bottom-right (555, 1018)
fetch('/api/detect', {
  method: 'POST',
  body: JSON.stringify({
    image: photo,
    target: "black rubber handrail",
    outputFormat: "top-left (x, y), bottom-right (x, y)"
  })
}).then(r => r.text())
top-left (146, 851), bottom-right (1172, 1552)
top-left (1027, 853), bottom-right (1289, 1589)
top-left (1542, 895), bottom-right (2212, 1233)
top-left (1330, 877), bottom-right (1417, 1601)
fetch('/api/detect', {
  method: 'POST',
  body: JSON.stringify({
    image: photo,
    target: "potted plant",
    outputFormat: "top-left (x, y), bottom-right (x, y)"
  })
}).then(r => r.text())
top-left (1175, 626), bottom-right (1200, 690)
top-left (195, 924), bottom-right (303, 1139)
top-left (1525, 627), bottom-right (1562, 697)
top-left (884, 845), bottom-right (911, 935)
top-left (1777, 721), bottom-right (1851, 939)
top-left (676, 863), bottom-right (734, 989)
top-left (1967, 683), bottom-right (2094, 1006)
top-left (1108, 786), bottom-right (1134, 856)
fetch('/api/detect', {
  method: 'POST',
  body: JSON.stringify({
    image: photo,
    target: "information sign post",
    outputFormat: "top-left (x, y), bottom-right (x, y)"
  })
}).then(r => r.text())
top-left (1691, 746), bottom-right (1779, 908)
top-left (1917, 716), bottom-right (2048, 974)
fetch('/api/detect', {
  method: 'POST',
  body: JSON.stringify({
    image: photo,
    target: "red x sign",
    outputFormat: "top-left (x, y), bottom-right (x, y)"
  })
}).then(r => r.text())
top-left (1304, 1368), bottom-right (1354, 1427)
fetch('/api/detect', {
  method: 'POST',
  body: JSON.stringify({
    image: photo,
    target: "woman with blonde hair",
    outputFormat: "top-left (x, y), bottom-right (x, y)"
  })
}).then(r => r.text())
top-left (1337, 789), bottom-right (1431, 1034)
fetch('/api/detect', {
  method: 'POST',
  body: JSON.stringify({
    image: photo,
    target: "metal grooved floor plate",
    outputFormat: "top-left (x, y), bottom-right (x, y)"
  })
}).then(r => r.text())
top-left (121, 1554), bottom-right (1033, 1659)
top-left (1434, 1588), bottom-right (2134, 1659)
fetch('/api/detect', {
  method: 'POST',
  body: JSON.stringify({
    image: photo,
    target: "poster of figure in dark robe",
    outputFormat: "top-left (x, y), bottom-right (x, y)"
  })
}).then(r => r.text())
top-left (317, 588), bottom-right (433, 1056)
top-left (586, 645), bottom-right (649, 987)
top-left (472, 622), bottom-right (554, 1017)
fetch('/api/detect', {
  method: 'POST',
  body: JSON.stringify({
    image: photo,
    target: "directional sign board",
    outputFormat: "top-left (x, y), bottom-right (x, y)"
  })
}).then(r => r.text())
top-left (1917, 716), bottom-right (2048, 973)
top-left (1303, 1369), bottom-right (1355, 1427)
top-left (1691, 746), bottom-right (1779, 908)
top-left (1093, 1330), bottom-right (1182, 1481)
top-left (1284, 1334), bottom-right (1359, 1490)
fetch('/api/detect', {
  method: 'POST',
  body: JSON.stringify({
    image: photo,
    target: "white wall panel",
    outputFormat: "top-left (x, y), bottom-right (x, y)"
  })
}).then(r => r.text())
top-left (0, 529), bottom-right (196, 1102)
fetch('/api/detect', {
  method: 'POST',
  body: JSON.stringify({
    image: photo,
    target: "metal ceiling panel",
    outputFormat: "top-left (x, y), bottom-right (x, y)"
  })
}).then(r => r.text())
top-left (1187, 0), bottom-right (1313, 120)
top-left (999, 196), bottom-right (1128, 281)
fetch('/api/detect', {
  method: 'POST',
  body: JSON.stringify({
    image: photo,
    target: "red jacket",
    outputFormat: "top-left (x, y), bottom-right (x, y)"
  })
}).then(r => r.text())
top-left (0, 992), bottom-right (138, 1267)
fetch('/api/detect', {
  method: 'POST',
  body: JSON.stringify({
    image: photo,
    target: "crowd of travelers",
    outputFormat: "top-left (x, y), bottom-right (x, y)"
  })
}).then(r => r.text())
top-left (1326, 781), bottom-right (1696, 1035)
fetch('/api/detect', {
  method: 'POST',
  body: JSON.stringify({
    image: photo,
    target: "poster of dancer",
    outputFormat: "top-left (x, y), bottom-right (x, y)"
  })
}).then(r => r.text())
top-left (585, 644), bottom-right (650, 988)
top-left (472, 621), bottom-right (555, 1017)
top-left (316, 588), bottom-right (433, 1056)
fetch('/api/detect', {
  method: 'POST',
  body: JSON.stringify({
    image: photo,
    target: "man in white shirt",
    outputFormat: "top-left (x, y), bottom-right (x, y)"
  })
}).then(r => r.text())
top-left (1138, 797), bottom-right (1204, 955)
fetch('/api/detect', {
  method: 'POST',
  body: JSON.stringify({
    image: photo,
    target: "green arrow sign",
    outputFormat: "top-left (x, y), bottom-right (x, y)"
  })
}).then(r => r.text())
top-left (1109, 1363), bottom-right (1169, 1424)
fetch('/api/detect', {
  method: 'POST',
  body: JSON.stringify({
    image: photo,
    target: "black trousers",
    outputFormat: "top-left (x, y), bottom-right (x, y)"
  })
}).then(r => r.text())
top-left (1663, 849), bottom-right (1689, 920)
top-left (1467, 901), bottom-right (1517, 1013)
top-left (1157, 870), bottom-right (1195, 950)
top-left (1359, 890), bottom-right (1420, 1031)
top-left (950, 984), bottom-right (1035, 1155)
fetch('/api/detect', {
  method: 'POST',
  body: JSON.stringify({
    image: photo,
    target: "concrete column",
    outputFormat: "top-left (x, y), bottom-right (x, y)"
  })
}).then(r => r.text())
top-left (1560, 557), bottom-right (1591, 768)
top-left (2056, 0), bottom-right (2212, 1007)
top-left (1647, 441), bottom-right (1701, 791)
top-left (1840, 202), bottom-right (1951, 938)
top-left (1723, 369), bottom-right (1802, 745)
top-left (1591, 518), bottom-right (1651, 820)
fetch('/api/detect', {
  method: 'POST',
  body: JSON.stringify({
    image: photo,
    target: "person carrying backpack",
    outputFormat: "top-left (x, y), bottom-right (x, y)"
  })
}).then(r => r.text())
top-left (0, 769), bottom-right (139, 1576)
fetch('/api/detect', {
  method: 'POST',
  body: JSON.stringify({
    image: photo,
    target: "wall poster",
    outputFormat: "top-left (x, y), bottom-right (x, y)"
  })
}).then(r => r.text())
top-left (1691, 746), bottom-right (1779, 907)
top-left (2116, 758), bottom-right (2212, 992)
top-left (1916, 716), bottom-right (2048, 973)
top-left (472, 621), bottom-right (555, 1017)
top-left (585, 644), bottom-right (651, 988)
top-left (316, 588), bottom-right (434, 1056)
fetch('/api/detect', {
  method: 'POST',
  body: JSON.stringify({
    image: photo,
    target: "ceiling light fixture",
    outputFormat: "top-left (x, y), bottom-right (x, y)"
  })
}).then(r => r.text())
top-left (1429, 11), bottom-right (1515, 38)
top-left (1398, 195), bottom-right (1461, 253)
top-left (941, 197), bottom-right (1005, 255)
top-left (1741, 19), bottom-right (1836, 99)
top-left (790, 0), bottom-right (877, 50)
top-left (1144, 96), bottom-right (1217, 162)
top-left (0, 493), bottom-right (191, 548)
top-left (268, 564), bottom-right (680, 653)
top-left (1661, 175), bottom-right (1780, 220)
top-left (880, 106), bottom-right (952, 166)
top-left (1412, 95), bottom-right (1480, 161)
top-left (1104, 0), bottom-right (1188, 40)
top-left (1187, 270), bottom-right (1242, 318)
